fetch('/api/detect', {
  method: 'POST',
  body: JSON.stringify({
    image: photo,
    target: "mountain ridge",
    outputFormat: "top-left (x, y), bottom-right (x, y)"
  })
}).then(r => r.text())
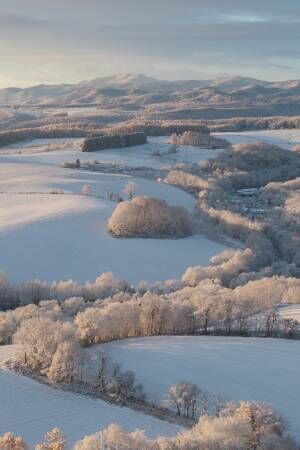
top-left (1, 73), bottom-right (300, 120)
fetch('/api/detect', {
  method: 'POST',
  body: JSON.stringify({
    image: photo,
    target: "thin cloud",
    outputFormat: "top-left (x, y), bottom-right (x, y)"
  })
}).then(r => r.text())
top-left (0, 0), bottom-right (299, 86)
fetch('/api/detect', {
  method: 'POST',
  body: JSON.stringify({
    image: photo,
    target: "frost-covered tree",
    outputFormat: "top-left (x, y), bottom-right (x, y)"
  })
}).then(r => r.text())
top-left (36, 428), bottom-right (66, 450)
top-left (74, 424), bottom-right (150, 450)
top-left (222, 401), bottom-right (286, 450)
top-left (0, 432), bottom-right (28, 450)
top-left (166, 381), bottom-right (200, 418)
top-left (47, 341), bottom-right (83, 383)
top-left (13, 317), bottom-right (77, 374)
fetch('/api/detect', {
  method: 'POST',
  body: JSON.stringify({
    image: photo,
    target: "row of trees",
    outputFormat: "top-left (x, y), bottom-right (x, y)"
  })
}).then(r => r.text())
top-left (1, 270), bottom-right (299, 353)
top-left (104, 116), bottom-right (300, 137)
top-left (0, 271), bottom-right (133, 310)
top-left (1, 401), bottom-right (297, 449)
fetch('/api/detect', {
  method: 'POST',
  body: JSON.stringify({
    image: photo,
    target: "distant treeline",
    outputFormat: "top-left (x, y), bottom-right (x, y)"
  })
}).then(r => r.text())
top-left (103, 121), bottom-right (211, 136)
top-left (1, 114), bottom-right (300, 148)
top-left (105, 116), bottom-right (300, 135)
top-left (0, 126), bottom-right (88, 147)
top-left (82, 132), bottom-right (147, 152)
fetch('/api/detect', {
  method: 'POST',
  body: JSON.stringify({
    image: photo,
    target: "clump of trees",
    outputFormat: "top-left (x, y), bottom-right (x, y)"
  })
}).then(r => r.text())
top-left (166, 381), bottom-right (226, 419)
top-left (10, 317), bottom-right (146, 403)
top-left (0, 432), bottom-right (28, 450)
top-left (81, 132), bottom-right (147, 152)
top-left (201, 142), bottom-right (300, 191)
top-left (164, 141), bottom-right (300, 273)
top-left (171, 131), bottom-right (231, 149)
top-left (107, 196), bottom-right (193, 238)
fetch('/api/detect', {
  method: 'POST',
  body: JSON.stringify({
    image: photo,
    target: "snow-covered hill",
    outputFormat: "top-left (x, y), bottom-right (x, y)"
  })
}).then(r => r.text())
top-left (0, 360), bottom-right (180, 447)
top-left (103, 336), bottom-right (300, 439)
top-left (1, 74), bottom-right (300, 119)
top-left (0, 137), bottom-right (229, 284)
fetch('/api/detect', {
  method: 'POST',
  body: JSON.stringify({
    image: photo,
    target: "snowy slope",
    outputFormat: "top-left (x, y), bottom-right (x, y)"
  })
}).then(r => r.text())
top-left (0, 368), bottom-right (181, 447)
top-left (214, 129), bottom-right (300, 150)
top-left (0, 202), bottom-right (227, 284)
top-left (1, 136), bottom-right (223, 169)
top-left (103, 336), bottom-right (300, 438)
top-left (0, 138), bottom-right (229, 284)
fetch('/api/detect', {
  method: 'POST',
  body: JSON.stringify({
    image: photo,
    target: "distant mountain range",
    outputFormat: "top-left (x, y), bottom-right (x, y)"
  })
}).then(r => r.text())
top-left (1, 73), bottom-right (300, 120)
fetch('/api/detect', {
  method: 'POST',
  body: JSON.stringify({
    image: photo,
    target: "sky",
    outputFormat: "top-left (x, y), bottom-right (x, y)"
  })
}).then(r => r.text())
top-left (0, 0), bottom-right (299, 88)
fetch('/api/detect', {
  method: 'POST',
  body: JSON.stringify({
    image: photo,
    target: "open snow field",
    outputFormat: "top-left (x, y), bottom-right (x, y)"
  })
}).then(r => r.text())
top-left (0, 138), bottom-right (228, 284)
top-left (0, 201), bottom-right (227, 284)
top-left (1, 136), bottom-right (222, 169)
top-left (215, 129), bottom-right (300, 150)
top-left (103, 336), bottom-right (300, 439)
top-left (1, 129), bottom-right (294, 284)
top-left (0, 351), bottom-right (181, 447)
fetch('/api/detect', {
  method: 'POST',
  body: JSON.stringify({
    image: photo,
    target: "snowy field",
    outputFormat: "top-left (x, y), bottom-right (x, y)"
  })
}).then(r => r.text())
top-left (0, 138), bottom-right (228, 284)
top-left (103, 336), bottom-right (300, 439)
top-left (0, 201), bottom-right (226, 284)
top-left (215, 129), bottom-right (300, 150)
top-left (1, 136), bottom-right (223, 169)
top-left (0, 130), bottom-right (294, 284)
top-left (0, 351), bottom-right (181, 446)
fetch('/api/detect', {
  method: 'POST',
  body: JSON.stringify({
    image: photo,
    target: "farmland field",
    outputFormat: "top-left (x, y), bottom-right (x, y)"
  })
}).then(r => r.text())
top-left (0, 137), bottom-right (230, 284)
top-left (103, 336), bottom-right (300, 439)
top-left (0, 353), bottom-right (181, 447)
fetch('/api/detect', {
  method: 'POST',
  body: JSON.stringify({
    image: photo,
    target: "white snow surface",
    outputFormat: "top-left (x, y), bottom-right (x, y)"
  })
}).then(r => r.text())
top-left (0, 359), bottom-right (180, 447)
top-left (1, 136), bottom-right (222, 169)
top-left (103, 336), bottom-right (300, 439)
top-left (0, 137), bottom-right (228, 284)
top-left (215, 129), bottom-right (300, 150)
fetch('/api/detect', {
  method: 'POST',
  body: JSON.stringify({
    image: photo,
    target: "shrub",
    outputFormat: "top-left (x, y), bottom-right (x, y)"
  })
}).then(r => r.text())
top-left (107, 196), bottom-right (193, 238)
top-left (171, 131), bottom-right (231, 149)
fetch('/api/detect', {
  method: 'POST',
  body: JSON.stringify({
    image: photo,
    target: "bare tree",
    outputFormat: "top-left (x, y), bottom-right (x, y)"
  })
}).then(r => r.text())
top-left (0, 432), bottom-right (28, 450)
top-left (123, 181), bottom-right (137, 200)
top-left (166, 381), bottom-right (200, 418)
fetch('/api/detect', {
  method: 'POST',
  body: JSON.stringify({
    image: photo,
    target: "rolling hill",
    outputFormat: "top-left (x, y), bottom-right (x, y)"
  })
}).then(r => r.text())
top-left (1, 73), bottom-right (300, 120)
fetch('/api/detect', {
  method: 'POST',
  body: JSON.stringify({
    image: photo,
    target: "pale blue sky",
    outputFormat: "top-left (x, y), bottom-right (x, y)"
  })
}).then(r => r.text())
top-left (0, 0), bottom-right (299, 87)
